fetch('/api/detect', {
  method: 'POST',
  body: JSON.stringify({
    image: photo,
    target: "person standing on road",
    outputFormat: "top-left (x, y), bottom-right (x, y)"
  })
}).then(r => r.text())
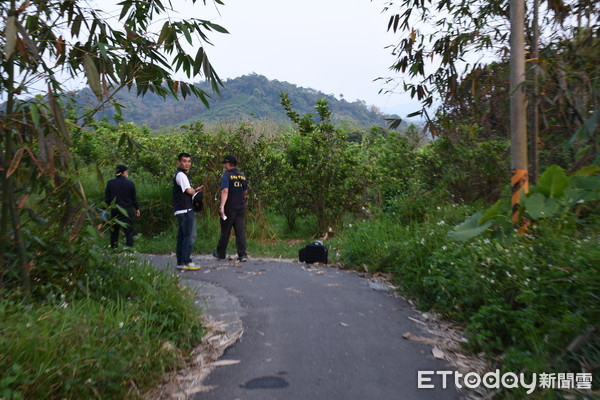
top-left (104, 164), bottom-right (140, 249)
top-left (213, 155), bottom-right (249, 262)
top-left (173, 153), bottom-right (203, 270)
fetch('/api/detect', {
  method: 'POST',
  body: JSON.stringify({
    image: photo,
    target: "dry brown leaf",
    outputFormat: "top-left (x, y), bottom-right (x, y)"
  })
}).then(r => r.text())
top-left (432, 346), bottom-right (445, 360)
top-left (407, 316), bottom-right (428, 326)
top-left (210, 359), bottom-right (241, 367)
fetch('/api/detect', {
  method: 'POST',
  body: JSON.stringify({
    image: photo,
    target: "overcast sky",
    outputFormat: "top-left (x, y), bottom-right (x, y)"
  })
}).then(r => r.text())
top-left (172, 0), bottom-right (420, 117)
top-left (83, 0), bottom-right (420, 117)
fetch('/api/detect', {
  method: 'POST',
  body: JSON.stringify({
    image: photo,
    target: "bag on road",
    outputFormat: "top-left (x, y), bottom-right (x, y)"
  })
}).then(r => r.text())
top-left (299, 241), bottom-right (328, 264)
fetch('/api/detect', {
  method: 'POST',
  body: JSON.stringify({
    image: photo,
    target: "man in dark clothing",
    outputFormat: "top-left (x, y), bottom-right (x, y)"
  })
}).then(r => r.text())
top-left (213, 155), bottom-right (248, 262)
top-left (173, 153), bottom-right (203, 270)
top-left (104, 164), bottom-right (140, 248)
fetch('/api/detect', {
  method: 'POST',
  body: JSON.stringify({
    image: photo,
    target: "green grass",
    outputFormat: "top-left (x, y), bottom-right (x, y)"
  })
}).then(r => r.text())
top-left (339, 203), bottom-right (600, 399)
top-left (133, 211), bottom-right (321, 259)
top-left (0, 258), bottom-right (204, 400)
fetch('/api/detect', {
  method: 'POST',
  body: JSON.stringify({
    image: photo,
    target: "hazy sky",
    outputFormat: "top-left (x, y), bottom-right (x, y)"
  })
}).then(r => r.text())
top-left (84, 0), bottom-right (420, 116)
top-left (172, 0), bottom-right (420, 116)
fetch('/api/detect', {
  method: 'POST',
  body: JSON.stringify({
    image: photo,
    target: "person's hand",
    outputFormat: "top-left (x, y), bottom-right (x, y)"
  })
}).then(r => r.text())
top-left (196, 185), bottom-right (204, 192)
top-left (135, 209), bottom-right (141, 217)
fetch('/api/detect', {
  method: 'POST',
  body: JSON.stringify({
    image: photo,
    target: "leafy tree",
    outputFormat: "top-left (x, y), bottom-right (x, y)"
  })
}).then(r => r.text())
top-left (382, 0), bottom-right (598, 223)
top-left (280, 93), bottom-right (370, 234)
top-left (436, 29), bottom-right (599, 172)
top-left (381, 0), bottom-right (597, 121)
top-left (0, 0), bottom-right (226, 293)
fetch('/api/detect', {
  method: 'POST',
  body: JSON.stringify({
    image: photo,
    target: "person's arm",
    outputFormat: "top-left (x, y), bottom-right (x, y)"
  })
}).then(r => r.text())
top-left (176, 171), bottom-right (194, 195)
top-left (104, 181), bottom-right (113, 206)
top-left (219, 188), bottom-right (228, 218)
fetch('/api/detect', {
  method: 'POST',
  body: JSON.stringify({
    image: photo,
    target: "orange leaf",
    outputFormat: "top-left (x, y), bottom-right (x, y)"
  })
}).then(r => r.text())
top-left (7, 147), bottom-right (25, 177)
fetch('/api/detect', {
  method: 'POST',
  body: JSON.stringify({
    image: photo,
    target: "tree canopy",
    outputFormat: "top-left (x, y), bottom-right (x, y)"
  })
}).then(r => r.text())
top-left (0, 0), bottom-right (226, 293)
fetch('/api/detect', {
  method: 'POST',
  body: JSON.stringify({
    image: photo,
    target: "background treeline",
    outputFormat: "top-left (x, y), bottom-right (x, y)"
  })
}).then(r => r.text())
top-left (78, 73), bottom-right (401, 132)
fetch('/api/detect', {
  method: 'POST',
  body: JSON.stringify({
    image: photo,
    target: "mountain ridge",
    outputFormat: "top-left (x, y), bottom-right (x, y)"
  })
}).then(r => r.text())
top-left (84, 73), bottom-right (400, 130)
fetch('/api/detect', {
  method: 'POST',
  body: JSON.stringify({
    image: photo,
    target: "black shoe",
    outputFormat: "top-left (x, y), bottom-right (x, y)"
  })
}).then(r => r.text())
top-left (212, 252), bottom-right (226, 260)
top-left (238, 255), bottom-right (248, 262)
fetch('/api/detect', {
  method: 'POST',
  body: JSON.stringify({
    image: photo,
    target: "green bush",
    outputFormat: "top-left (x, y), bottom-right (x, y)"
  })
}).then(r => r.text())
top-left (0, 259), bottom-right (203, 400)
top-left (340, 192), bottom-right (599, 398)
top-left (340, 203), bottom-right (474, 273)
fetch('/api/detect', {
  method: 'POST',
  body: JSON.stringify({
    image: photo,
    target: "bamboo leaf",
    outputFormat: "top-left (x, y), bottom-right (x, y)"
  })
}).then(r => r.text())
top-left (393, 14), bottom-right (400, 32)
top-left (25, 147), bottom-right (45, 174)
top-left (158, 21), bottom-right (171, 45)
top-left (83, 55), bottom-right (103, 100)
top-left (5, 16), bottom-right (17, 60)
top-left (7, 148), bottom-right (25, 177)
top-left (205, 21), bottom-right (229, 34)
top-left (29, 103), bottom-right (40, 128)
top-left (180, 23), bottom-right (193, 45)
top-left (16, 20), bottom-right (39, 60)
top-left (385, 118), bottom-right (403, 130)
top-left (47, 86), bottom-right (70, 143)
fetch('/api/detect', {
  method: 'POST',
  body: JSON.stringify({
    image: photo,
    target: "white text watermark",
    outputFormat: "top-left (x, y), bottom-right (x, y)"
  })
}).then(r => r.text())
top-left (418, 370), bottom-right (593, 394)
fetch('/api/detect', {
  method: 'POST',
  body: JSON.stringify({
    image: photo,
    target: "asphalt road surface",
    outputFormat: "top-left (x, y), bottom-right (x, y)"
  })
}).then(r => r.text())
top-left (145, 254), bottom-right (461, 400)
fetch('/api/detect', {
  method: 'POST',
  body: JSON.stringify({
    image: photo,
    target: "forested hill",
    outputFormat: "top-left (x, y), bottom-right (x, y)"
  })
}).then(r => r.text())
top-left (84, 73), bottom-right (397, 130)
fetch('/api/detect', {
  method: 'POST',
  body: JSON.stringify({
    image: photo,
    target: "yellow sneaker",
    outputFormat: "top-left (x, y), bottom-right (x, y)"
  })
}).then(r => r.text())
top-left (177, 262), bottom-right (200, 271)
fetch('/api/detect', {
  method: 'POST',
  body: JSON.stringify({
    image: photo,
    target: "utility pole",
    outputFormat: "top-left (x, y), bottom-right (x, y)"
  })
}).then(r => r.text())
top-left (531, 0), bottom-right (540, 185)
top-left (510, 0), bottom-right (529, 225)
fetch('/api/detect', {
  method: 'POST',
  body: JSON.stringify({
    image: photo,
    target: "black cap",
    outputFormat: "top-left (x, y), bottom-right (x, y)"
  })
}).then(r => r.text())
top-left (115, 164), bottom-right (128, 175)
top-left (222, 155), bottom-right (237, 166)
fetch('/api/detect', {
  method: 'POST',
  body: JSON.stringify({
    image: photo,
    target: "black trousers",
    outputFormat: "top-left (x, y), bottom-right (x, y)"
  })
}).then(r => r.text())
top-left (216, 208), bottom-right (247, 258)
top-left (110, 207), bottom-right (134, 248)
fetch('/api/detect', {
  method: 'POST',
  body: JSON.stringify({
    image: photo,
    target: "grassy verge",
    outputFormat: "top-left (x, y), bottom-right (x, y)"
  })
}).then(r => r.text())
top-left (339, 202), bottom-right (600, 399)
top-left (0, 257), bottom-right (203, 400)
top-left (133, 212), bottom-right (320, 259)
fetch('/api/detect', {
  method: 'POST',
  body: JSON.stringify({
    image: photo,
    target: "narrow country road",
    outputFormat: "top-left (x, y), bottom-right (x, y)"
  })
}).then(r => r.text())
top-left (145, 254), bottom-right (462, 400)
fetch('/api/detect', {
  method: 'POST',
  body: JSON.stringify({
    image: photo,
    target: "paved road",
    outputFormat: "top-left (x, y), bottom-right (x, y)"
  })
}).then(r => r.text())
top-left (145, 254), bottom-right (461, 400)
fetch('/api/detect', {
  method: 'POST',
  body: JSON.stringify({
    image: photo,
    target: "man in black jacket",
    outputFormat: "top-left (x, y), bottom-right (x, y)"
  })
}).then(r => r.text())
top-left (213, 155), bottom-right (248, 262)
top-left (104, 164), bottom-right (140, 248)
top-left (173, 153), bottom-right (203, 270)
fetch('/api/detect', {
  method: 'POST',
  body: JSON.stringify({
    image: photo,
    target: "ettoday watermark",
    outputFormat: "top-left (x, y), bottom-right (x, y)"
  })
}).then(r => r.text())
top-left (418, 370), bottom-right (593, 394)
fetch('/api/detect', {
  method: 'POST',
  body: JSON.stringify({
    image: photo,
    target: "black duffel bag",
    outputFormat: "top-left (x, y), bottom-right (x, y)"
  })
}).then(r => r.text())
top-left (299, 241), bottom-right (328, 264)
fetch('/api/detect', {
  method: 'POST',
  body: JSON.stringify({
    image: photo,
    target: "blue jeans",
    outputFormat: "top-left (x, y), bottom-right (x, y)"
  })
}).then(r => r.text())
top-left (176, 211), bottom-right (196, 265)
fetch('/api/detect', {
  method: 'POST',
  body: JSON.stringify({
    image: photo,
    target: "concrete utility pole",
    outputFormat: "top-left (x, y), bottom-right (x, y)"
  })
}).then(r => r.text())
top-left (510, 0), bottom-right (529, 224)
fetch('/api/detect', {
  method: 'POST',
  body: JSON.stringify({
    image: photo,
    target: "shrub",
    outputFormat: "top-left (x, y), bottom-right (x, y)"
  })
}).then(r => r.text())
top-left (0, 259), bottom-right (203, 400)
